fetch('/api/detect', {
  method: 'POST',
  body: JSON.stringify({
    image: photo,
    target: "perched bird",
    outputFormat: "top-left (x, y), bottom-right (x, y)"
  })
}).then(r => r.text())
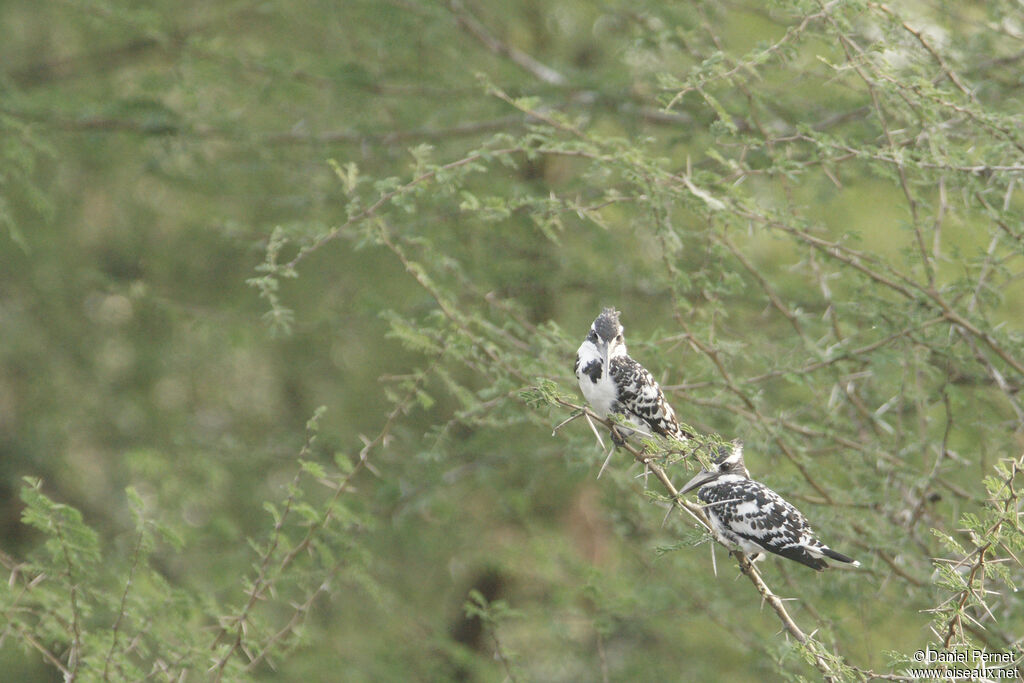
top-left (574, 307), bottom-right (690, 445)
top-left (680, 443), bottom-right (860, 571)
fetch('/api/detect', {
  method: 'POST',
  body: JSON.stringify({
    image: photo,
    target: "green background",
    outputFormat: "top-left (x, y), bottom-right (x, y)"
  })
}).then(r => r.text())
top-left (2, 0), bottom-right (1022, 680)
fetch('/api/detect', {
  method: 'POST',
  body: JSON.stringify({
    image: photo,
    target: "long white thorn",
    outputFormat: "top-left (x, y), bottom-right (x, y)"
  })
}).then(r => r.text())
top-left (583, 413), bottom-right (607, 450)
top-left (597, 447), bottom-right (616, 479)
top-left (633, 462), bottom-right (652, 488)
top-left (552, 411), bottom-right (583, 436)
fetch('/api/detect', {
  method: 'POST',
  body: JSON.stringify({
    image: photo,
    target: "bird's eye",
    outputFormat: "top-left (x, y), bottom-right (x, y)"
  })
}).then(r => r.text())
top-left (616, 334), bottom-right (623, 342)
top-left (587, 330), bottom-right (597, 342)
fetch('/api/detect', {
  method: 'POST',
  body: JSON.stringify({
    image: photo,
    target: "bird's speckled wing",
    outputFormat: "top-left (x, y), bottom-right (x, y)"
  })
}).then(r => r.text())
top-left (609, 356), bottom-right (687, 440)
top-left (699, 479), bottom-right (833, 570)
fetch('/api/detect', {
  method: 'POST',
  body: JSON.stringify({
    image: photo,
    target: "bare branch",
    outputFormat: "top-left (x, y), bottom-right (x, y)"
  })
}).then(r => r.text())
top-left (448, 0), bottom-right (566, 86)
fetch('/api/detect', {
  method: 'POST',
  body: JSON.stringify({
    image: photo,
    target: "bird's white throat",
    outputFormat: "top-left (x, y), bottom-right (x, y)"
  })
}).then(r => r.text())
top-left (575, 340), bottom-right (617, 418)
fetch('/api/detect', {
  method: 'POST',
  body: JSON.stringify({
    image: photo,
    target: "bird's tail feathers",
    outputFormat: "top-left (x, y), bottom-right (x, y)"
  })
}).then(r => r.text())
top-left (775, 545), bottom-right (829, 571)
top-left (822, 547), bottom-right (861, 567)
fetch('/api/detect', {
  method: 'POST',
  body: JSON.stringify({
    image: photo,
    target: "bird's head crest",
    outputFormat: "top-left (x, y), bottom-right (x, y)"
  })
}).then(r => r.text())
top-left (593, 307), bottom-right (622, 343)
top-left (680, 440), bottom-right (749, 493)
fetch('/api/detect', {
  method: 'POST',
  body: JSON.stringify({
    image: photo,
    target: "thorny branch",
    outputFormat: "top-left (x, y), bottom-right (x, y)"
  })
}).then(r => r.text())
top-left (241, 2), bottom-right (1024, 675)
top-left (279, 144), bottom-right (614, 273)
top-left (548, 396), bottom-right (849, 682)
top-left (933, 455), bottom-right (1024, 650)
top-left (209, 362), bottom-right (437, 677)
top-left (102, 523), bottom-right (147, 681)
top-left (54, 516), bottom-right (83, 682)
top-left (663, 0), bottom-right (842, 112)
top-left (867, 3), bottom-right (976, 102)
top-left (375, 221), bottom-right (531, 384)
top-left (0, 104), bottom-right (530, 147)
top-left (448, 0), bottom-right (566, 86)
top-left (283, 146), bottom-right (516, 270)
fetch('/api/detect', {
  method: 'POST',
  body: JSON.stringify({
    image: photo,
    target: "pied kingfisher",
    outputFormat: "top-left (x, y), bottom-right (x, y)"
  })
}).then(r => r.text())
top-left (680, 443), bottom-right (860, 571)
top-left (574, 307), bottom-right (690, 445)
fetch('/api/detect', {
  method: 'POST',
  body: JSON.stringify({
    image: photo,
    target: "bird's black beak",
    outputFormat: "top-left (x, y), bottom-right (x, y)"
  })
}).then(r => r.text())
top-left (679, 469), bottom-right (720, 495)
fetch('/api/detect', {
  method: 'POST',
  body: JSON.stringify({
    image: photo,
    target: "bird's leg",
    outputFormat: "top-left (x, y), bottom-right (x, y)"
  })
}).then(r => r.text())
top-left (733, 551), bottom-right (764, 580)
top-left (733, 551), bottom-right (753, 576)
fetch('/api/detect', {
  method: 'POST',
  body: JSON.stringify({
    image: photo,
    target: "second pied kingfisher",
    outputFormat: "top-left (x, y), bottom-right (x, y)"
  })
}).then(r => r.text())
top-left (680, 443), bottom-right (860, 571)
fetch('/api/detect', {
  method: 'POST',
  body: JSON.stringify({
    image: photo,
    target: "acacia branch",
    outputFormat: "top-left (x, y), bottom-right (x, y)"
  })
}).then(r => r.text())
top-left (868, 3), bottom-right (976, 102)
top-left (375, 221), bottom-right (531, 384)
top-left (673, 317), bottom-right (836, 503)
top-left (281, 143), bottom-right (613, 272)
top-left (102, 524), bottom-right (147, 681)
top-left (243, 571), bottom-right (337, 673)
top-left (760, 217), bottom-right (1024, 382)
top-left (211, 364), bottom-right (436, 676)
top-left (548, 396), bottom-right (846, 681)
top-left (663, 0), bottom-right (841, 111)
top-left (17, 629), bottom-right (72, 678)
top-left (54, 518), bottom-right (83, 682)
top-left (448, 0), bottom-right (567, 86)
top-left (283, 146), bottom-right (518, 271)
top-left (1, 106), bottom-right (525, 147)
top-left (932, 455), bottom-right (1024, 649)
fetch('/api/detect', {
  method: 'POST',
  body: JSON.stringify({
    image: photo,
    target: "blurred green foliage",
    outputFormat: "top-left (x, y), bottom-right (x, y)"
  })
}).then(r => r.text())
top-left (2, 0), bottom-right (1023, 680)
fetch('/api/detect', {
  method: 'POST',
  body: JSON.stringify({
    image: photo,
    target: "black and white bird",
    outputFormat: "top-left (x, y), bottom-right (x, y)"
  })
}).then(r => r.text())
top-left (574, 307), bottom-right (690, 445)
top-left (680, 443), bottom-right (860, 571)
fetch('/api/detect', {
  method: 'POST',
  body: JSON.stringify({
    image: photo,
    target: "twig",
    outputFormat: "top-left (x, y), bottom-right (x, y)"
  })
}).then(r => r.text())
top-left (283, 146), bottom-right (521, 271)
top-left (663, 0), bottom-right (841, 111)
top-left (102, 524), bottom-right (147, 681)
top-left (551, 410), bottom-right (582, 435)
top-left (54, 517), bottom-right (83, 682)
top-left (19, 628), bottom-right (72, 678)
top-left (868, 3), bottom-right (976, 102)
top-left (210, 365), bottom-right (435, 677)
top-left (487, 621), bottom-right (518, 683)
top-left (448, 0), bottom-right (566, 86)
top-left (548, 396), bottom-right (845, 681)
